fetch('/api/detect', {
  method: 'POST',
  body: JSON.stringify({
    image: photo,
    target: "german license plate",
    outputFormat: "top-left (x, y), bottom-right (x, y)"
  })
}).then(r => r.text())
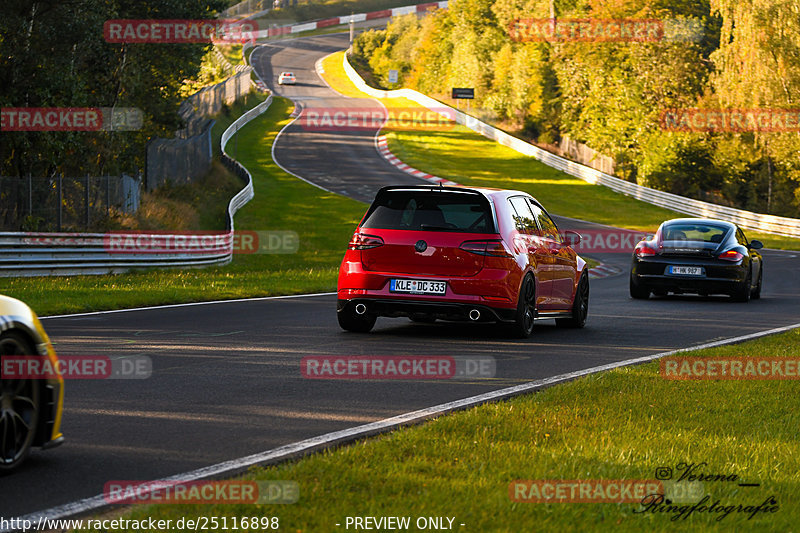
top-left (390, 279), bottom-right (447, 295)
top-left (668, 266), bottom-right (703, 276)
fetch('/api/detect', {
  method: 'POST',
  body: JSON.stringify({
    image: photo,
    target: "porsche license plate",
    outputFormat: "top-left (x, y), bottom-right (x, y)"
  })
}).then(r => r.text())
top-left (390, 279), bottom-right (446, 295)
top-left (668, 266), bottom-right (703, 276)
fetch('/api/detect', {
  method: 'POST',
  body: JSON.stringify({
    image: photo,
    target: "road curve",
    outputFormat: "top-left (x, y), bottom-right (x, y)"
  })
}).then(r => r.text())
top-left (251, 34), bottom-right (424, 202)
top-left (3, 33), bottom-right (800, 519)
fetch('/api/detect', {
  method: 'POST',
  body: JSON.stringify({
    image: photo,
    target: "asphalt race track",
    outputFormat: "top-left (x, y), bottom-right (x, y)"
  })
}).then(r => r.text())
top-left (3, 32), bottom-right (800, 518)
top-left (253, 34), bottom-right (423, 202)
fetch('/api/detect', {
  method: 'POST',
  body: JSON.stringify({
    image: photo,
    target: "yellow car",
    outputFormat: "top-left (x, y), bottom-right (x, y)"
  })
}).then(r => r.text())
top-left (0, 295), bottom-right (64, 471)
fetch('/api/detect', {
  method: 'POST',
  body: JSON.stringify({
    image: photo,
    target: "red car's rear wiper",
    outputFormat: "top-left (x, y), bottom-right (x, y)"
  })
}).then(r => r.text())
top-left (419, 225), bottom-right (454, 231)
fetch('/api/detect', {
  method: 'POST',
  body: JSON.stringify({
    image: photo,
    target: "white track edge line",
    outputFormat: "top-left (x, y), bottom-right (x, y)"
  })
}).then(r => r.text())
top-left (41, 292), bottom-right (337, 320)
top-left (9, 320), bottom-right (800, 529)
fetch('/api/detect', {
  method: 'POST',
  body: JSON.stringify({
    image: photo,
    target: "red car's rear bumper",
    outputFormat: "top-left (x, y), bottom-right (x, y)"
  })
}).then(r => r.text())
top-left (337, 261), bottom-right (520, 322)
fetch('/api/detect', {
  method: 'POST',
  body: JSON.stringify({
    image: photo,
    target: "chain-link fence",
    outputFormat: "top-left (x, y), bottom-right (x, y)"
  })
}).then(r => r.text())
top-left (0, 174), bottom-right (141, 231)
top-left (179, 68), bottom-right (254, 127)
top-left (221, 0), bottom-right (272, 18)
top-left (143, 68), bottom-right (254, 191)
top-left (145, 120), bottom-right (215, 191)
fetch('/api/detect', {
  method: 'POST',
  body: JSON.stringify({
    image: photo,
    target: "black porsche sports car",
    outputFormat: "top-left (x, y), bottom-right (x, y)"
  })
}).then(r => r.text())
top-left (630, 218), bottom-right (763, 301)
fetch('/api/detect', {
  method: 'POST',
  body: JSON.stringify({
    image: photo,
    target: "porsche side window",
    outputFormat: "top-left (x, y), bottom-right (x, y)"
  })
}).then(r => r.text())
top-left (736, 228), bottom-right (749, 246)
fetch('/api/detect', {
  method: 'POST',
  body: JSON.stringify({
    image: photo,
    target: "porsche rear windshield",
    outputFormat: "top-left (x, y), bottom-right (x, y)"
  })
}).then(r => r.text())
top-left (361, 190), bottom-right (496, 233)
top-left (662, 223), bottom-right (730, 243)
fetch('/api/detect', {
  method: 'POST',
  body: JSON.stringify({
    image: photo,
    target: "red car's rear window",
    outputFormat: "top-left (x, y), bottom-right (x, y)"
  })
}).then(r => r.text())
top-left (361, 191), bottom-right (496, 233)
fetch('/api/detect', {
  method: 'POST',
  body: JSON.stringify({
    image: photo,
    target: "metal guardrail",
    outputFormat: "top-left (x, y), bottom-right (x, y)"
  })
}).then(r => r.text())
top-left (0, 96), bottom-right (273, 277)
top-left (241, 1), bottom-right (448, 44)
top-left (342, 54), bottom-right (800, 239)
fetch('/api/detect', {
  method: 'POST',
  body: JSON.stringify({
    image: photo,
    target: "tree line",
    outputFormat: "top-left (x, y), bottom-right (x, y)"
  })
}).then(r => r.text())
top-left (0, 0), bottom-right (227, 178)
top-left (352, 0), bottom-right (800, 217)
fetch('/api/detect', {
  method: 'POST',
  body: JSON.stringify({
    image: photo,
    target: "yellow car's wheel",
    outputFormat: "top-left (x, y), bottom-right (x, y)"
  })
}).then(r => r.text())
top-left (0, 331), bottom-right (40, 472)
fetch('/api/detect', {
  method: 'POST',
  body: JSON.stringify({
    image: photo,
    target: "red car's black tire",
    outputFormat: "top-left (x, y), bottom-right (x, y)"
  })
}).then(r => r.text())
top-left (556, 272), bottom-right (589, 328)
top-left (505, 275), bottom-right (536, 339)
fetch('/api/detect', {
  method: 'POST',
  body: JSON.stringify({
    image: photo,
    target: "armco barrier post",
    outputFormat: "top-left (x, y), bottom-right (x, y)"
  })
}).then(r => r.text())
top-left (27, 174), bottom-right (32, 217)
top-left (57, 174), bottom-right (62, 232)
top-left (85, 174), bottom-right (90, 229)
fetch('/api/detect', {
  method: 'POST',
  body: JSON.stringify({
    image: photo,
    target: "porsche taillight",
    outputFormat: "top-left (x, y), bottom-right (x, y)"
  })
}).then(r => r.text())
top-left (718, 250), bottom-right (744, 261)
top-left (634, 243), bottom-right (657, 257)
top-left (348, 233), bottom-right (384, 250)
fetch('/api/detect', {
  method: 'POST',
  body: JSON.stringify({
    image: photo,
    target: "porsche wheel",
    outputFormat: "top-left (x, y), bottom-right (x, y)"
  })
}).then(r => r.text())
top-left (629, 275), bottom-right (650, 300)
top-left (752, 266), bottom-right (763, 300)
top-left (0, 332), bottom-right (40, 472)
top-left (732, 268), bottom-right (752, 303)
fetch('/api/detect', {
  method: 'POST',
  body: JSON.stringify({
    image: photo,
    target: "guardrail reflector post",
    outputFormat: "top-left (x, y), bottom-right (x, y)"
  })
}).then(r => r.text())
top-left (85, 173), bottom-right (90, 230)
top-left (58, 174), bottom-right (62, 232)
top-left (28, 174), bottom-right (32, 217)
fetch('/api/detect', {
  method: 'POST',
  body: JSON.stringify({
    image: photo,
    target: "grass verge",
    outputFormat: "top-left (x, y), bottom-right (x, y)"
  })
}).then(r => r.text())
top-left (320, 52), bottom-right (800, 250)
top-left (85, 327), bottom-right (800, 532)
top-left (0, 97), bottom-right (365, 316)
top-left (216, 44), bottom-right (244, 67)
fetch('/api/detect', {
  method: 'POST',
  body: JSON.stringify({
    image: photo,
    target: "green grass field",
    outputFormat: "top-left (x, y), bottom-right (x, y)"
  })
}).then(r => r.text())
top-left (85, 327), bottom-right (800, 532)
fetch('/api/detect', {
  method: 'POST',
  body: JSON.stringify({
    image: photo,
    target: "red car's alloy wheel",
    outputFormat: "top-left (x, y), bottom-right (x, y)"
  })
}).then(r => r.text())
top-left (508, 275), bottom-right (536, 338)
top-left (557, 272), bottom-right (589, 328)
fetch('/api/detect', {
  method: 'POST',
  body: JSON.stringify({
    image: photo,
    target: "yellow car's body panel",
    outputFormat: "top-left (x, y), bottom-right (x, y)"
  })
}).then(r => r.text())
top-left (0, 295), bottom-right (64, 452)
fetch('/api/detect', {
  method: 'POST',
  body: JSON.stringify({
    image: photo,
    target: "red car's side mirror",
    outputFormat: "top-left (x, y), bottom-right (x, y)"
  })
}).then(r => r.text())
top-left (563, 230), bottom-right (582, 247)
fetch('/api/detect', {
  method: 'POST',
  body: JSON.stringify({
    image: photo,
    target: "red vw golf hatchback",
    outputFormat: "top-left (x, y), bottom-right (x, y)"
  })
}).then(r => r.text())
top-left (337, 185), bottom-right (589, 337)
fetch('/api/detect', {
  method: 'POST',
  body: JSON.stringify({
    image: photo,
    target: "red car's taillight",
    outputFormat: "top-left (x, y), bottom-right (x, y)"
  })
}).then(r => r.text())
top-left (348, 233), bottom-right (384, 250)
top-left (460, 240), bottom-right (512, 257)
top-left (718, 250), bottom-right (744, 261)
top-left (634, 243), bottom-right (657, 258)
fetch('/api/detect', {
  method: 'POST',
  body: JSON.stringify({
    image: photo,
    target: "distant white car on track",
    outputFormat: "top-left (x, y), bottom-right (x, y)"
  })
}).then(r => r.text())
top-left (278, 72), bottom-right (296, 85)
